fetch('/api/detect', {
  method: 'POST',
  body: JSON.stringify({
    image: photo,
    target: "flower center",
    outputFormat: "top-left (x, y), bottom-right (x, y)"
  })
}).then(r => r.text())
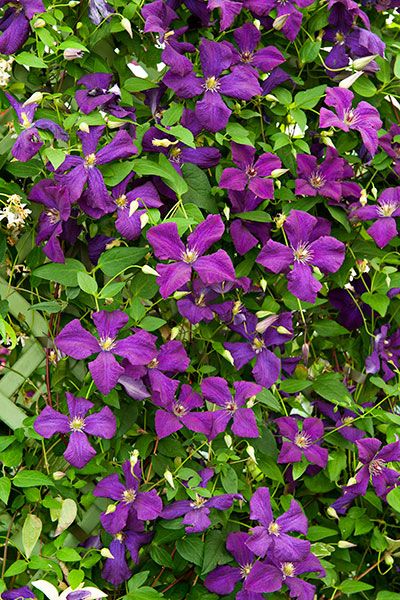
top-left (369, 458), bottom-right (385, 475)
top-left (342, 416), bottom-right (354, 425)
top-left (85, 153), bottom-right (97, 167)
top-left (378, 202), bottom-right (397, 217)
top-left (173, 403), bottom-right (186, 416)
top-left (87, 86), bottom-right (107, 97)
top-left (294, 432), bottom-right (312, 449)
top-left (246, 165), bottom-right (258, 178)
top-left (203, 76), bottom-right (220, 92)
top-left (309, 170), bottom-right (325, 189)
top-left (344, 109), bottom-right (358, 126)
top-left (226, 400), bottom-right (237, 413)
top-left (69, 416), bottom-right (85, 431)
top-left (240, 563), bottom-right (253, 578)
top-left (169, 147), bottom-right (182, 162)
top-left (115, 532), bottom-right (125, 541)
top-left (293, 242), bottom-right (313, 264)
top-left (335, 31), bottom-right (345, 43)
top-left (181, 248), bottom-right (199, 264)
top-left (115, 194), bottom-right (127, 208)
top-left (195, 293), bottom-right (206, 307)
top-left (241, 51), bottom-right (254, 63)
top-left (20, 112), bottom-right (32, 128)
top-left (147, 358), bottom-right (159, 369)
top-left (252, 337), bottom-right (265, 354)
top-left (281, 562), bottom-right (295, 578)
top-left (268, 521), bottom-right (281, 536)
top-left (122, 488), bottom-right (137, 503)
top-left (190, 494), bottom-right (207, 509)
top-left (46, 208), bottom-right (60, 224)
top-left (99, 337), bottom-right (116, 351)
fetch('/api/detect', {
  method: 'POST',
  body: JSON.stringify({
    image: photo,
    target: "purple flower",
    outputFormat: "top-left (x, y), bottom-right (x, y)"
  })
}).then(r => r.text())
top-left (161, 490), bottom-right (242, 533)
top-left (315, 401), bottom-right (364, 442)
top-left (245, 552), bottom-right (326, 598)
top-left (52, 126), bottom-right (137, 218)
top-left (323, 27), bottom-right (385, 75)
top-left (295, 147), bottom-right (357, 202)
top-left (6, 93), bottom-right (68, 162)
top-left (153, 383), bottom-right (204, 438)
top-left (225, 312), bottom-right (293, 388)
top-left (351, 187), bottom-right (400, 248)
top-left (219, 142), bottom-right (281, 200)
top-left (28, 180), bottom-right (73, 263)
top-left (2, 588), bottom-right (35, 600)
top-left (319, 87), bottom-right (382, 155)
top-left (0, 0), bottom-right (45, 54)
top-left (176, 279), bottom-right (218, 325)
top-left (142, 126), bottom-right (220, 171)
top-left (189, 376), bottom-right (261, 439)
top-left (227, 189), bottom-right (271, 255)
top-left (328, 276), bottom-right (370, 330)
top-left (102, 512), bottom-right (152, 586)
top-left (246, 487), bottom-right (310, 561)
top-left (256, 0), bottom-right (316, 41)
top-left (147, 214), bottom-right (236, 298)
top-left (257, 209), bottom-right (346, 303)
top-left (94, 460), bottom-right (162, 534)
top-left (55, 310), bottom-right (155, 394)
top-left (229, 23), bottom-right (285, 75)
top-left (327, 0), bottom-right (370, 32)
top-left (331, 438), bottom-right (400, 514)
top-left (380, 124), bottom-right (400, 176)
top-left (365, 324), bottom-right (400, 381)
top-left (163, 39), bottom-right (261, 132)
top-left (75, 73), bottom-right (120, 115)
top-left (207, 0), bottom-right (243, 31)
top-left (111, 176), bottom-right (162, 241)
top-left (34, 393), bottom-right (116, 468)
top-left (204, 532), bottom-right (264, 599)
top-left (88, 0), bottom-right (113, 24)
top-left (275, 417), bottom-right (328, 468)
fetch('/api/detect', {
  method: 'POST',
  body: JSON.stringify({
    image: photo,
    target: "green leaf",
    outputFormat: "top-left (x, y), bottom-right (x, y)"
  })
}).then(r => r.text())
top-left (327, 450), bottom-right (347, 481)
top-left (377, 593), bottom-right (400, 600)
top-left (98, 247), bottom-right (147, 277)
top-left (300, 40), bottom-right (321, 64)
top-left (387, 487), bottom-right (400, 513)
top-left (22, 514), bottom-right (42, 558)
top-left (68, 569), bottom-right (85, 589)
top-left (124, 78), bottom-right (159, 92)
top-left (101, 161), bottom-right (134, 186)
top-left (353, 76), bottom-right (377, 98)
top-left (182, 163), bottom-right (217, 213)
top-left (134, 155), bottom-right (188, 196)
top-left (221, 465), bottom-right (238, 493)
top-left (29, 301), bottom-right (67, 313)
top-left (56, 547), bottom-right (81, 562)
top-left (161, 103), bottom-right (183, 126)
top-left (149, 545), bottom-right (174, 568)
top-left (292, 461), bottom-right (308, 480)
top-left (123, 588), bottom-right (164, 599)
top-left (33, 258), bottom-right (86, 287)
top-left (338, 580), bottom-right (373, 594)
top-left (13, 470), bottom-right (54, 488)
top-left (312, 374), bottom-right (353, 408)
top-left (0, 476), bottom-right (11, 504)
top-left (77, 271), bottom-right (98, 295)
top-left (226, 122), bottom-right (255, 146)
top-left (307, 526), bottom-right (337, 541)
top-left (55, 498), bottom-right (77, 536)
top-left (294, 85), bottom-right (326, 109)
top-left (279, 379), bottom-right (312, 393)
top-left (313, 321), bottom-right (350, 336)
top-left (4, 560), bottom-right (27, 577)
top-left (395, 55), bottom-right (400, 79)
top-left (361, 292), bottom-right (390, 317)
top-left (201, 531), bottom-right (230, 575)
top-left (14, 52), bottom-right (47, 68)
top-left (234, 211), bottom-right (271, 222)
top-left (176, 537), bottom-right (204, 566)
top-left (140, 316), bottom-right (166, 331)
top-left (45, 148), bottom-right (66, 170)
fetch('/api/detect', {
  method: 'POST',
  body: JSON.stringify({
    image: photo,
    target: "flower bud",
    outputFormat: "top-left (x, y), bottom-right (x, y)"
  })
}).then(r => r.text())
top-left (384, 554), bottom-right (394, 566)
top-left (273, 13), bottom-right (289, 30)
top-left (140, 213), bottom-right (149, 229)
top-left (347, 477), bottom-right (357, 486)
top-left (120, 16), bottom-right (133, 38)
top-left (79, 122), bottom-right (90, 133)
top-left (359, 189), bottom-right (368, 206)
top-left (105, 239), bottom-right (121, 250)
top-left (223, 205), bottom-right (230, 220)
top-left (142, 264), bottom-right (159, 277)
top-left (224, 434), bottom-right (233, 448)
top-left (259, 278), bottom-right (267, 292)
top-left (101, 548), bottom-right (114, 559)
top-left (63, 48), bottom-right (84, 60)
top-left (246, 445), bottom-right (257, 464)
top-left (128, 61), bottom-right (148, 78)
top-left (152, 138), bottom-right (176, 148)
top-left (128, 200), bottom-right (139, 217)
top-left (327, 507), bottom-right (339, 519)
top-left (277, 325), bottom-right (292, 335)
top-left (68, 1), bottom-right (80, 5)
top-left (275, 213), bottom-right (287, 228)
top-left (253, 19), bottom-right (261, 29)
top-left (24, 92), bottom-right (43, 105)
top-left (33, 18), bottom-right (46, 28)
top-left (105, 504), bottom-right (116, 515)
top-left (256, 314), bottom-right (278, 334)
top-left (271, 168), bottom-right (288, 178)
top-left (352, 54), bottom-right (377, 71)
top-left (76, 21), bottom-right (83, 29)
top-left (339, 71), bottom-right (362, 89)
top-left (53, 471), bottom-right (65, 480)
top-left (164, 469), bottom-right (175, 488)
top-left (173, 290), bottom-right (191, 300)
top-left (129, 449), bottom-right (139, 469)
top-left (338, 540), bottom-right (356, 548)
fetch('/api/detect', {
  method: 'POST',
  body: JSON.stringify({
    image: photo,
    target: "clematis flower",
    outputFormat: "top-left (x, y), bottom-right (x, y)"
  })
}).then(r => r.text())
top-left (327, 0), bottom-right (370, 32)
top-left (32, 580), bottom-right (106, 600)
top-left (102, 512), bottom-right (152, 586)
top-left (219, 142), bottom-right (281, 199)
top-left (6, 93), bottom-right (68, 162)
top-left (161, 490), bottom-right (242, 533)
top-left (147, 214), bottom-right (236, 298)
top-left (379, 124), bottom-right (400, 176)
top-left (1, 588), bottom-right (35, 600)
top-left (111, 176), bottom-right (162, 241)
top-left (255, 0), bottom-right (316, 41)
top-left (295, 147), bottom-right (359, 202)
top-left (34, 393), bottom-right (116, 469)
top-left (94, 460), bottom-right (162, 534)
top-left (351, 187), bottom-right (400, 248)
top-left (189, 376), bottom-right (261, 439)
top-left (207, 0), bottom-right (242, 31)
top-left (28, 180), bottom-right (73, 263)
top-left (365, 324), bottom-right (400, 381)
top-left (204, 532), bottom-right (264, 599)
top-left (75, 73), bottom-right (120, 115)
top-left (246, 487), bottom-right (310, 561)
top-left (323, 26), bottom-right (385, 75)
top-left (142, 126), bottom-right (220, 171)
top-left (153, 383), bottom-right (204, 439)
top-left (245, 552), bottom-right (326, 598)
top-left (331, 438), bottom-right (400, 514)
top-left (0, 0), bottom-right (45, 55)
top-left (88, 0), bottom-right (113, 24)
top-left (315, 401), bottom-right (364, 442)
top-left (257, 209), bottom-right (346, 303)
top-left (163, 39), bottom-right (261, 132)
top-left (275, 417), bottom-right (328, 468)
top-left (55, 310), bottom-right (155, 394)
top-left (225, 312), bottom-right (294, 388)
top-left (229, 23), bottom-right (285, 75)
top-left (52, 126), bottom-right (137, 218)
top-left (319, 87), bottom-right (382, 155)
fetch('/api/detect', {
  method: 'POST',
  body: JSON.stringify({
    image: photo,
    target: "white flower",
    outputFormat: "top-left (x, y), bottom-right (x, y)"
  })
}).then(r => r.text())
top-left (0, 194), bottom-right (31, 230)
top-left (32, 581), bottom-right (107, 600)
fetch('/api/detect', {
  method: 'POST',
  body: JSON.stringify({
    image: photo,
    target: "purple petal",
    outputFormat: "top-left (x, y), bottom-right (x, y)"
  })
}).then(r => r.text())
top-left (287, 262), bottom-right (321, 303)
top-left (245, 562), bottom-right (282, 594)
top-left (34, 406), bottom-right (70, 438)
top-left (194, 249), bottom-right (236, 284)
top-left (147, 222), bottom-right (185, 260)
top-left (257, 240), bottom-right (292, 273)
top-left (96, 130), bottom-right (137, 164)
top-left (195, 92), bottom-right (231, 133)
top-left (84, 406), bottom-right (116, 439)
top-left (276, 499), bottom-right (308, 534)
top-left (64, 431), bottom-right (96, 468)
top-left (252, 348), bottom-right (280, 388)
top-left (89, 352), bottom-right (124, 395)
top-left (219, 167), bottom-right (248, 191)
top-left (92, 310), bottom-right (128, 339)
top-left (232, 408), bottom-right (259, 437)
top-left (204, 565), bottom-right (242, 595)
top-left (155, 410), bottom-right (182, 438)
top-left (134, 490), bottom-right (163, 520)
top-left (156, 340), bottom-right (190, 372)
top-left (102, 539), bottom-right (131, 586)
top-left (182, 506), bottom-right (211, 533)
top-left (156, 262), bottom-right (192, 297)
top-left (310, 236), bottom-right (345, 273)
top-left (55, 320), bottom-right (99, 359)
top-left (201, 376), bottom-right (231, 407)
top-left (249, 487), bottom-right (273, 526)
top-left (100, 503), bottom-right (130, 534)
top-left (187, 214), bottom-right (224, 256)
top-left (94, 473), bottom-right (125, 500)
